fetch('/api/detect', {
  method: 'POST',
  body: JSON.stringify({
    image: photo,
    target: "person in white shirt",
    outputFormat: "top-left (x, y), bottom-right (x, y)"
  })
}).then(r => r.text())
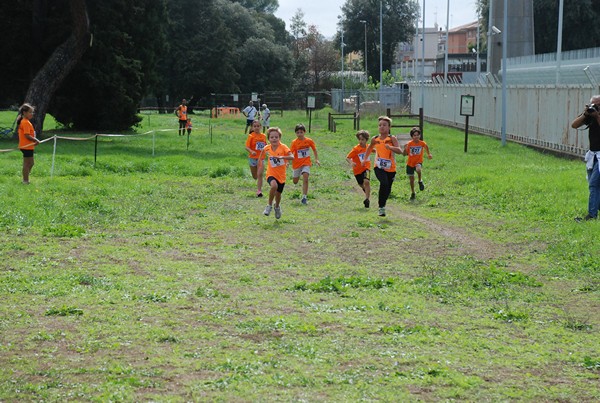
top-left (242, 101), bottom-right (258, 134)
top-left (261, 103), bottom-right (271, 130)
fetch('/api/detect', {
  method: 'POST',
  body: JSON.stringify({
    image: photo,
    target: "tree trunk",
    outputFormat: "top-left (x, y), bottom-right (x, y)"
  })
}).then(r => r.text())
top-left (25, 0), bottom-right (90, 136)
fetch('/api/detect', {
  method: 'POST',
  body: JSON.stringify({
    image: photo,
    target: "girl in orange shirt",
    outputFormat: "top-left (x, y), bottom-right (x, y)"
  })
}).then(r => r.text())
top-left (365, 116), bottom-right (403, 217)
top-left (346, 130), bottom-right (371, 208)
top-left (244, 120), bottom-right (267, 197)
top-left (257, 127), bottom-right (293, 219)
top-left (17, 103), bottom-right (40, 184)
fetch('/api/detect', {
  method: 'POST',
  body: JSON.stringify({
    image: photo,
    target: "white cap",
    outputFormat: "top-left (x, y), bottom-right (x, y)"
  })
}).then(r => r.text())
top-left (262, 104), bottom-right (267, 108)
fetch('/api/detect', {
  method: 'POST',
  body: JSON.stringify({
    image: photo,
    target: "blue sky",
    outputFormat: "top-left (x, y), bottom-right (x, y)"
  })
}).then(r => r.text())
top-left (274, 0), bottom-right (479, 39)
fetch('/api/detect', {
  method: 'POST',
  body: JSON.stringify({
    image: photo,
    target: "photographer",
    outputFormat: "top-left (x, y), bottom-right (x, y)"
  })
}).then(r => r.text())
top-left (571, 95), bottom-right (600, 221)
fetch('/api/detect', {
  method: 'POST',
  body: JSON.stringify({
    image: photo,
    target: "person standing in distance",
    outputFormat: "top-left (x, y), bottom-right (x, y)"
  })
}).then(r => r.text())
top-left (261, 103), bottom-right (271, 130)
top-left (242, 101), bottom-right (258, 134)
top-left (17, 103), bottom-right (41, 184)
top-left (572, 94), bottom-right (600, 221)
top-left (176, 99), bottom-right (187, 136)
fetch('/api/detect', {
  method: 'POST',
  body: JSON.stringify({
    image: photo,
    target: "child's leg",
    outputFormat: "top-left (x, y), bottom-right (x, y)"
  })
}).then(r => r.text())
top-left (364, 179), bottom-right (371, 200)
top-left (409, 175), bottom-right (415, 193)
top-left (302, 172), bottom-right (309, 196)
top-left (257, 174), bottom-right (263, 192)
top-left (268, 180), bottom-right (277, 205)
top-left (22, 157), bottom-right (34, 183)
top-left (293, 175), bottom-right (300, 185)
top-left (250, 165), bottom-right (258, 180)
top-left (416, 165), bottom-right (423, 182)
top-left (274, 191), bottom-right (282, 207)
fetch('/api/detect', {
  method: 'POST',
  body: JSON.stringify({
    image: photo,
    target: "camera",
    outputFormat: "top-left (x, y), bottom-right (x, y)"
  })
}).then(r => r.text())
top-left (586, 104), bottom-right (599, 114)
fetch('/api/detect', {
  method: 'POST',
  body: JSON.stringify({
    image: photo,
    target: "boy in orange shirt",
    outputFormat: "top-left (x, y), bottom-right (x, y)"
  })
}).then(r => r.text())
top-left (404, 127), bottom-right (432, 200)
top-left (17, 103), bottom-right (40, 184)
top-left (257, 127), bottom-right (294, 219)
top-left (244, 120), bottom-right (267, 197)
top-left (290, 123), bottom-right (320, 205)
top-left (346, 130), bottom-right (371, 208)
top-left (176, 99), bottom-right (187, 136)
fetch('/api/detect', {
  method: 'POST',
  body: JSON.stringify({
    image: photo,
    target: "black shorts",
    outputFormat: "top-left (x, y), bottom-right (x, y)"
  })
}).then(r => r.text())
top-left (267, 176), bottom-right (285, 193)
top-left (355, 169), bottom-right (370, 186)
top-left (20, 149), bottom-right (34, 158)
top-left (246, 119), bottom-right (254, 127)
top-left (406, 164), bottom-right (422, 176)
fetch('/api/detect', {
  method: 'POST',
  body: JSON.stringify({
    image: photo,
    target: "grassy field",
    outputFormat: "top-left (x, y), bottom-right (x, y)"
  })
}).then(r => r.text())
top-left (0, 108), bottom-right (598, 401)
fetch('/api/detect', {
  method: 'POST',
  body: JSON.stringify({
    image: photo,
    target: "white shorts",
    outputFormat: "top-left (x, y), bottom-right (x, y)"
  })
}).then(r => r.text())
top-left (293, 166), bottom-right (311, 178)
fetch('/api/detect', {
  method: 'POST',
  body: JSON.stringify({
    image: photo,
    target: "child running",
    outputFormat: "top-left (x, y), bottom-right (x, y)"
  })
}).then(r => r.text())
top-left (346, 130), bottom-right (371, 208)
top-left (257, 127), bottom-right (294, 219)
top-left (365, 116), bottom-right (403, 217)
top-left (290, 123), bottom-right (320, 205)
top-left (186, 118), bottom-right (193, 136)
top-left (404, 126), bottom-right (432, 200)
top-left (244, 120), bottom-right (267, 197)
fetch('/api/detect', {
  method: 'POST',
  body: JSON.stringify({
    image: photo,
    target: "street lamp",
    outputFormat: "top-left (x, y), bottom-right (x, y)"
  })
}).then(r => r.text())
top-left (360, 20), bottom-right (368, 81)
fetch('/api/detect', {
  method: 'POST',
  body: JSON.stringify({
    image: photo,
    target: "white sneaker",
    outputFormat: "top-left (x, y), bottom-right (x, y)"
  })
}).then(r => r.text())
top-left (378, 207), bottom-right (386, 217)
top-left (263, 205), bottom-right (272, 216)
top-left (274, 206), bottom-right (282, 219)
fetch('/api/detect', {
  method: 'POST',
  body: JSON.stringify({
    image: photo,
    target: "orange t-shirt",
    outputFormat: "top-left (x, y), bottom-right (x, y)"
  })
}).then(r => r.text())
top-left (177, 105), bottom-right (187, 121)
top-left (372, 136), bottom-right (396, 172)
top-left (245, 132), bottom-right (267, 158)
top-left (18, 118), bottom-right (36, 150)
top-left (405, 139), bottom-right (428, 167)
top-left (290, 137), bottom-right (316, 169)
top-left (346, 144), bottom-right (370, 175)
top-left (262, 143), bottom-right (291, 183)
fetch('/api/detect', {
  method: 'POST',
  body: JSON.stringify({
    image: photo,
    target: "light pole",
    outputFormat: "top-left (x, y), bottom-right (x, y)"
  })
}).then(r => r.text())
top-left (360, 20), bottom-right (368, 81)
top-left (501, 0), bottom-right (507, 146)
top-left (341, 28), bottom-right (345, 103)
top-left (379, 0), bottom-right (383, 86)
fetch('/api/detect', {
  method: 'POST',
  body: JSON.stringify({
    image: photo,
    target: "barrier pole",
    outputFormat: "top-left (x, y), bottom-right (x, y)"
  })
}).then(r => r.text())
top-left (94, 135), bottom-right (98, 167)
top-left (152, 130), bottom-right (156, 156)
top-left (187, 132), bottom-right (190, 150)
top-left (51, 136), bottom-right (57, 178)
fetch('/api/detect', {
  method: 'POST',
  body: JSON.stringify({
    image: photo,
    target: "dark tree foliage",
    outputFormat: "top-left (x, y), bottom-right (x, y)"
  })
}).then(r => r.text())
top-left (0, 0), bottom-right (73, 107)
top-left (230, 0), bottom-right (279, 14)
top-left (339, 0), bottom-right (420, 79)
top-left (160, 0), bottom-right (240, 107)
top-left (235, 37), bottom-right (294, 93)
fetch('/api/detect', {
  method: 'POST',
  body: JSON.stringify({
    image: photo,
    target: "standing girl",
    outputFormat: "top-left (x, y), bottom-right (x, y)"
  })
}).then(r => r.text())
top-left (257, 127), bottom-right (293, 219)
top-left (365, 116), bottom-right (403, 217)
top-left (17, 103), bottom-right (40, 184)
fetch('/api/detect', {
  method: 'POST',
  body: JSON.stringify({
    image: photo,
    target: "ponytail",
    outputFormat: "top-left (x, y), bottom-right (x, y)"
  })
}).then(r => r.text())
top-left (16, 103), bottom-right (34, 129)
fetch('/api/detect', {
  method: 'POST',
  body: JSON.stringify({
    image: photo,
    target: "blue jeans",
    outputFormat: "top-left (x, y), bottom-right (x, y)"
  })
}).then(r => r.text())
top-left (588, 156), bottom-right (600, 218)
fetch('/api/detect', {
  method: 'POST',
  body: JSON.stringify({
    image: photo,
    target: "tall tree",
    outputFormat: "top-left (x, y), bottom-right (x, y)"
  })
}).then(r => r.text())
top-left (25, 0), bottom-right (90, 135)
top-left (339, 0), bottom-right (419, 82)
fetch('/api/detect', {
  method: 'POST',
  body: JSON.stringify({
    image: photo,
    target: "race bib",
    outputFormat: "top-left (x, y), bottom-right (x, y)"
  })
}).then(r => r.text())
top-left (269, 156), bottom-right (286, 168)
top-left (297, 148), bottom-right (310, 158)
top-left (256, 141), bottom-right (266, 151)
top-left (358, 152), bottom-right (366, 162)
top-left (409, 146), bottom-right (423, 156)
top-left (376, 157), bottom-right (392, 169)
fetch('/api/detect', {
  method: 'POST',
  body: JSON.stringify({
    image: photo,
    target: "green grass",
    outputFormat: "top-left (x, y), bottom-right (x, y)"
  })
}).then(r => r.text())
top-left (0, 108), bottom-right (598, 401)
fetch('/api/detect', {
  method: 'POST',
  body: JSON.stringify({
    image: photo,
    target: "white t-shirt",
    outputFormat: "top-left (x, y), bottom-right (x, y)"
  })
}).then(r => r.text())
top-left (243, 105), bottom-right (257, 120)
